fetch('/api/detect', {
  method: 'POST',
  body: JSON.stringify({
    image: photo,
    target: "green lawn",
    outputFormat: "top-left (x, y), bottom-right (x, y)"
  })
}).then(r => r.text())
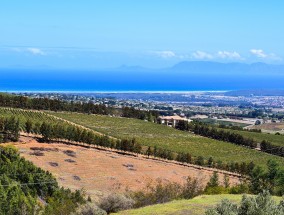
top-left (48, 112), bottom-right (284, 167)
top-left (114, 195), bottom-right (283, 215)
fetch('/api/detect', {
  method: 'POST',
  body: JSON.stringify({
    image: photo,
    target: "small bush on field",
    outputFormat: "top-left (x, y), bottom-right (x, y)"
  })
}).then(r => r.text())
top-left (49, 162), bottom-right (59, 167)
top-left (65, 159), bottom-right (76, 163)
top-left (30, 147), bottom-right (59, 152)
top-left (73, 175), bottom-right (81, 181)
top-left (64, 150), bottom-right (76, 157)
top-left (71, 202), bottom-right (106, 215)
top-left (30, 150), bottom-right (45, 156)
top-left (205, 191), bottom-right (284, 215)
top-left (130, 177), bottom-right (202, 208)
top-left (99, 193), bottom-right (134, 214)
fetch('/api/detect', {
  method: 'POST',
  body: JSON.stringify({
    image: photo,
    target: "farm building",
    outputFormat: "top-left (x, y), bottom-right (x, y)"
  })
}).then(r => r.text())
top-left (158, 115), bottom-right (191, 127)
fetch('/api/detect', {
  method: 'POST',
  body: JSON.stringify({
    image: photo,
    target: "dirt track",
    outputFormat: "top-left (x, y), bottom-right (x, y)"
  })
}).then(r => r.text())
top-left (9, 136), bottom-right (241, 200)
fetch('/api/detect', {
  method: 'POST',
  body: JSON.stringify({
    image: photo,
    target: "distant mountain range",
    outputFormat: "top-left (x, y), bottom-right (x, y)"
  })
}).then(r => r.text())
top-left (0, 61), bottom-right (284, 91)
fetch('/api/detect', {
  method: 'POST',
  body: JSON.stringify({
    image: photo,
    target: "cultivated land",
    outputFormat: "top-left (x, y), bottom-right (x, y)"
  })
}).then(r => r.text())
top-left (48, 112), bottom-right (284, 167)
top-left (0, 107), bottom-right (64, 129)
top-left (220, 128), bottom-right (284, 147)
top-left (200, 118), bottom-right (251, 128)
top-left (253, 122), bottom-right (284, 134)
top-left (115, 194), bottom-right (283, 215)
top-left (9, 136), bottom-right (240, 200)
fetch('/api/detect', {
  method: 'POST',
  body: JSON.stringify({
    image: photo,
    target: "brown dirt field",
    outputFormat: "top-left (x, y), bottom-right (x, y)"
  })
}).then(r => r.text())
top-left (10, 136), bottom-right (240, 200)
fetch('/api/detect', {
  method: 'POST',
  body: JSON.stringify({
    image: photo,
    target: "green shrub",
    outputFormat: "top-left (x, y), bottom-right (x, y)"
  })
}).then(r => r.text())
top-left (205, 191), bottom-right (284, 215)
top-left (99, 194), bottom-right (134, 214)
top-left (71, 202), bottom-right (106, 215)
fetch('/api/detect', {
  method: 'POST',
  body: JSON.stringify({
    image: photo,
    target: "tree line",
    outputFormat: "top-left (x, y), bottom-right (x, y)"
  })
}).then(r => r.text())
top-left (175, 120), bottom-right (283, 157)
top-left (0, 116), bottom-right (256, 176)
top-left (25, 119), bottom-right (143, 154)
top-left (0, 93), bottom-right (159, 121)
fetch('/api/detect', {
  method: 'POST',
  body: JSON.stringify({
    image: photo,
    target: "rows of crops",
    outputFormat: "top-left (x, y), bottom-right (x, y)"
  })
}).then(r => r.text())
top-left (219, 128), bottom-right (284, 147)
top-left (48, 111), bottom-right (284, 167)
top-left (0, 107), bottom-right (63, 130)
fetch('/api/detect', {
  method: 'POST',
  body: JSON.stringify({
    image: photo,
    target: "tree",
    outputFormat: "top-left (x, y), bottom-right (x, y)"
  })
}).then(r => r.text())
top-left (146, 146), bottom-right (152, 157)
top-left (25, 119), bottom-right (33, 134)
top-left (209, 172), bottom-right (219, 187)
top-left (195, 156), bottom-right (205, 166)
top-left (40, 122), bottom-right (52, 142)
top-left (224, 174), bottom-right (230, 188)
top-left (208, 157), bottom-right (214, 167)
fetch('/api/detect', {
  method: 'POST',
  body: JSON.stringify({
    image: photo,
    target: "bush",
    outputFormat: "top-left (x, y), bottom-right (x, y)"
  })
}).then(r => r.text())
top-left (72, 202), bottom-right (106, 215)
top-left (205, 186), bottom-right (229, 195)
top-left (99, 194), bottom-right (134, 214)
top-left (130, 177), bottom-right (202, 208)
top-left (206, 199), bottom-right (238, 215)
top-left (205, 191), bottom-right (284, 215)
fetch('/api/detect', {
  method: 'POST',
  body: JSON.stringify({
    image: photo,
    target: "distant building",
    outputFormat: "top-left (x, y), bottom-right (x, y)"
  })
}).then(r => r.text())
top-left (158, 115), bottom-right (191, 127)
top-left (190, 114), bottom-right (208, 119)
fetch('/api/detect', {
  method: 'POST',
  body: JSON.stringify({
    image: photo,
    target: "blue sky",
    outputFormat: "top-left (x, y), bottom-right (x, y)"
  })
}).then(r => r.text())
top-left (0, 0), bottom-right (283, 69)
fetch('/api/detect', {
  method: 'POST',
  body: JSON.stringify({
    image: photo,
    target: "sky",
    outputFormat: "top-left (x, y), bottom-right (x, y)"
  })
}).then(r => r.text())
top-left (0, 1), bottom-right (284, 69)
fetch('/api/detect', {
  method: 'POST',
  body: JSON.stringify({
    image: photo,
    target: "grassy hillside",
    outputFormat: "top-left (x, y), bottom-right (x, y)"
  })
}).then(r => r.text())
top-left (48, 112), bottom-right (284, 167)
top-left (114, 194), bottom-right (282, 215)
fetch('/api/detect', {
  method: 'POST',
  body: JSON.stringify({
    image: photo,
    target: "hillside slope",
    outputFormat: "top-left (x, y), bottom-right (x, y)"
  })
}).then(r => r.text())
top-left (48, 112), bottom-right (284, 167)
top-left (114, 194), bottom-right (283, 215)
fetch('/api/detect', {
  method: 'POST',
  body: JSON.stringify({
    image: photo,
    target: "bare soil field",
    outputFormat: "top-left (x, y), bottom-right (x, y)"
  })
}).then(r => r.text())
top-left (10, 136), bottom-right (240, 200)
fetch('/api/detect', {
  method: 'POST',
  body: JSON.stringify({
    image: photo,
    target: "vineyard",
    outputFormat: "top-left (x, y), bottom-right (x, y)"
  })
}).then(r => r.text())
top-left (0, 107), bottom-right (65, 130)
top-left (48, 111), bottom-right (284, 167)
top-left (219, 128), bottom-right (284, 147)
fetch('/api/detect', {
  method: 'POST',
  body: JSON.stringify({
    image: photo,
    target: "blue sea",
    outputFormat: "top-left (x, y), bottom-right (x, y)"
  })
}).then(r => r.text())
top-left (0, 69), bottom-right (283, 92)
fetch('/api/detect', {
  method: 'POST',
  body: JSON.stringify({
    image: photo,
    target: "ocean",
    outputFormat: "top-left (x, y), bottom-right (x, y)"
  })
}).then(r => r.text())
top-left (0, 69), bottom-right (283, 92)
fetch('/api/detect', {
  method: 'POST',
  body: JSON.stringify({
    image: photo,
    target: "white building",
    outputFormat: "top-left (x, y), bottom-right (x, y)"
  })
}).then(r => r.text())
top-left (158, 115), bottom-right (191, 127)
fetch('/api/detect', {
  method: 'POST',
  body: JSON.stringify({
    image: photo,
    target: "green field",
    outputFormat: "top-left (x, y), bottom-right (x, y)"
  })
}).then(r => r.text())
top-left (114, 195), bottom-right (283, 215)
top-left (48, 112), bottom-right (284, 167)
top-left (0, 107), bottom-right (65, 130)
top-left (220, 128), bottom-right (284, 147)
top-left (200, 118), bottom-right (250, 128)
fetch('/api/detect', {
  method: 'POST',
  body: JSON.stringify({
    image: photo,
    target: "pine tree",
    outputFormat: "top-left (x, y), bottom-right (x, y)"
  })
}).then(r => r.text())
top-left (25, 119), bottom-right (33, 134)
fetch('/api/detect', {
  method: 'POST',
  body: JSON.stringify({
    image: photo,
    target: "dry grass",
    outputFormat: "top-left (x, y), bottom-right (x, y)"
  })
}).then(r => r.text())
top-left (13, 136), bottom-right (240, 200)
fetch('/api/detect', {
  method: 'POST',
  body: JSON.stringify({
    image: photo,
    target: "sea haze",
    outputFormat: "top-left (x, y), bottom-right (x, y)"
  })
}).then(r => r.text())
top-left (1, 61), bottom-right (284, 91)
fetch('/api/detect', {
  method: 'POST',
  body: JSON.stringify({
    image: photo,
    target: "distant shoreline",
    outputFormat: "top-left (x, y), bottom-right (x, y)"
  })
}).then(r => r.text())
top-left (1, 90), bottom-right (228, 94)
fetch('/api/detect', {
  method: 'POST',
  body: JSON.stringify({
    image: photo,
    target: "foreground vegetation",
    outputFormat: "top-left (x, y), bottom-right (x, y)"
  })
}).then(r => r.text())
top-left (48, 112), bottom-right (284, 168)
top-left (0, 145), bottom-right (85, 214)
top-left (115, 193), bottom-right (283, 215)
top-left (206, 191), bottom-right (284, 215)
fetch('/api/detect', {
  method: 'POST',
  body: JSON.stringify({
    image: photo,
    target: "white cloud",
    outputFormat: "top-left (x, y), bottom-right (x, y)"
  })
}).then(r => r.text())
top-left (191, 51), bottom-right (213, 60)
top-left (26, 48), bottom-right (45, 56)
top-left (250, 49), bottom-right (267, 58)
top-left (217, 51), bottom-right (243, 60)
top-left (9, 47), bottom-right (46, 56)
top-left (250, 49), bottom-right (281, 61)
top-left (154, 51), bottom-right (176, 58)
